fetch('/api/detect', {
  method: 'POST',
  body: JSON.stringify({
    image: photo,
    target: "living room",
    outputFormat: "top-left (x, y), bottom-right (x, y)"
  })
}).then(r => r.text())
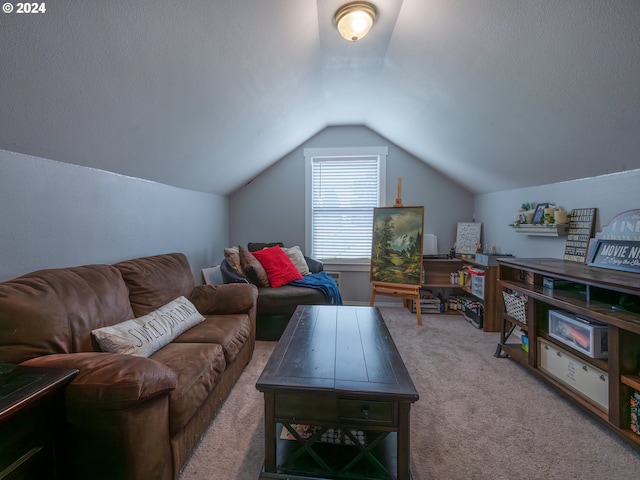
top-left (1, 1), bottom-right (639, 479)
top-left (1, 2), bottom-right (639, 285)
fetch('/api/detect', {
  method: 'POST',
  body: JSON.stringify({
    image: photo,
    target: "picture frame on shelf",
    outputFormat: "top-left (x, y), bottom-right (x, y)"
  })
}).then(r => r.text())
top-left (455, 222), bottom-right (482, 255)
top-left (531, 203), bottom-right (548, 224)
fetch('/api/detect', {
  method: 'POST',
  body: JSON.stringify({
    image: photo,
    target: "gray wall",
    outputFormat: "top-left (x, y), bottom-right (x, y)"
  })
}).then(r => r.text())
top-left (0, 149), bottom-right (228, 282)
top-left (4, 138), bottom-right (634, 303)
top-left (229, 125), bottom-right (474, 304)
top-left (230, 125), bottom-right (474, 250)
top-left (474, 169), bottom-right (640, 259)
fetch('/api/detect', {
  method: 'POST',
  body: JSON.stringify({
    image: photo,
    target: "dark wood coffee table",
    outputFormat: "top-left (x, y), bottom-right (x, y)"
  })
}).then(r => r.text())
top-left (256, 305), bottom-right (419, 480)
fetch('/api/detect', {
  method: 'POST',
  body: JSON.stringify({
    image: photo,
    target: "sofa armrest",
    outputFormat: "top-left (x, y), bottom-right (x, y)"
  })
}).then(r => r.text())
top-left (190, 283), bottom-right (258, 315)
top-left (24, 352), bottom-right (176, 479)
top-left (22, 352), bottom-right (177, 410)
top-left (305, 256), bottom-right (324, 273)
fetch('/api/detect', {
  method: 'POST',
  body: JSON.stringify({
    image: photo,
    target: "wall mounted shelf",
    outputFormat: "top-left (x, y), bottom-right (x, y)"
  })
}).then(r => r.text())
top-left (510, 224), bottom-right (568, 237)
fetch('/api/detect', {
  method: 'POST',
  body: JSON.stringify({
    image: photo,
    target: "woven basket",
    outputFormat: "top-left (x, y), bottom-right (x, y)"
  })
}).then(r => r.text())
top-left (503, 291), bottom-right (528, 324)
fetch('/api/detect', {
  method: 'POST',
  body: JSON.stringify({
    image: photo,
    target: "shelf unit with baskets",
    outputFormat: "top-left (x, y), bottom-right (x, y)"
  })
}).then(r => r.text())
top-left (495, 257), bottom-right (640, 451)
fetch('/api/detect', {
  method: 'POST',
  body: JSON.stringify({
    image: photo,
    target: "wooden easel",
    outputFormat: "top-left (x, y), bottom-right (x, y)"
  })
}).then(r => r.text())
top-left (369, 178), bottom-right (423, 326)
top-left (370, 281), bottom-right (422, 326)
top-left (394, 177), bottom-right (403, 207)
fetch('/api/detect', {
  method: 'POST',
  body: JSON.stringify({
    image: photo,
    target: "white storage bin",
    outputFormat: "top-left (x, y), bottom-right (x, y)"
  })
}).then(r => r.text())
top-left (538, 339), bottom-right (609, 412)
top-left (548, 310), bottom-right (608, 358)
top-left (469, 268), bottom-right (485, 299)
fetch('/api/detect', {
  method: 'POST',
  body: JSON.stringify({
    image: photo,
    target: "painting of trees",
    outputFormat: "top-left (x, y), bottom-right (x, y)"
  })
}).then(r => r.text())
top-left (370, 207), bottom-right (424, 285)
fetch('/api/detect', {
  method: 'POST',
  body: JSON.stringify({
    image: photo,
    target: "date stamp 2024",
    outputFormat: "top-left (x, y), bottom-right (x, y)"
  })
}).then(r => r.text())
top-left (3, 3), bottom-right (47, 14)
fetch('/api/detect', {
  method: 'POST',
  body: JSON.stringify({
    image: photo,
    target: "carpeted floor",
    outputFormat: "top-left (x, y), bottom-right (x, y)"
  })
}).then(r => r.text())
top-left (178, 307), bottom-right (640, 479)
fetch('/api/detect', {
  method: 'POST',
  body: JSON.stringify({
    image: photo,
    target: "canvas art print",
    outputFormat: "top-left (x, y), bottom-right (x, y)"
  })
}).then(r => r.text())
top-left (370, 206), bottom-right (424, 286)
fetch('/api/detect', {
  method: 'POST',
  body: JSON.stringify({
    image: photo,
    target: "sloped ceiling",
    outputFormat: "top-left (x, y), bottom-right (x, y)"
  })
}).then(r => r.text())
top-left (1, 1), bottom-right (639, 196)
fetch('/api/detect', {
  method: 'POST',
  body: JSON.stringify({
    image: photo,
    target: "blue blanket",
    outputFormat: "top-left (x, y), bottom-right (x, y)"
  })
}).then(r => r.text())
top-left (289, 271), bottom-right (343, 305)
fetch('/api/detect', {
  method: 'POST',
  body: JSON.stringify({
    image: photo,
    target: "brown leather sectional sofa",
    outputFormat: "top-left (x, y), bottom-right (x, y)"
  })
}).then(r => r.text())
top-left (0, 253), bottom-right (258, 480)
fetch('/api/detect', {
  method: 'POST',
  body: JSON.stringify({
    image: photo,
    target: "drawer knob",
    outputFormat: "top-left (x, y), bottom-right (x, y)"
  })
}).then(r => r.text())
top-left (361, 408), bottom-right (369, 418)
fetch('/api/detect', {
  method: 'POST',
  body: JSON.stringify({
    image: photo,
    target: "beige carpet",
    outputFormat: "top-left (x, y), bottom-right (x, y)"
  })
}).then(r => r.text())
top-left (178, 307), bottom-right (640, 479)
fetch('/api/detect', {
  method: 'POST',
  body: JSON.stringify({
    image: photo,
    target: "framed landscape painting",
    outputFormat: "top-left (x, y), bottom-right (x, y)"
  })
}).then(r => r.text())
top-left (370, 206), bottom-right (424, 286)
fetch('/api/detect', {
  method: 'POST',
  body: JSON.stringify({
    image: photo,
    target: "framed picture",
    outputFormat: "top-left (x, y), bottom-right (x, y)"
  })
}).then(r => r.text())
top-left (455, 222), bottom-right (482, 255)
top-left (531, 203), bottom-right (549, 224)
top-left (370, 206), bottom-right (424, 286)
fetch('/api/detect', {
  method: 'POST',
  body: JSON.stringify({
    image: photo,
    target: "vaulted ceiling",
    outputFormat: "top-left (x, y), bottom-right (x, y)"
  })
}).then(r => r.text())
top-left (1, 1), bottom-right (639, 196)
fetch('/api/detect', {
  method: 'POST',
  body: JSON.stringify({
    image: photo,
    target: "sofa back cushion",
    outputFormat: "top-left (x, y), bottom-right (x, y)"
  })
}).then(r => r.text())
top-left (0, 265), bottom-right (135, 363)
top-left (115, 253), bottom-right (195, 317)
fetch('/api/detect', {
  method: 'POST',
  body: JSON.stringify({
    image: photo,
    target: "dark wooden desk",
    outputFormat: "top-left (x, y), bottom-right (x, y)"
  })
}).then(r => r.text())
top-left (0, 364), bottom-right (78, 480)
top-left (256, 305), bottom-right (419, 480)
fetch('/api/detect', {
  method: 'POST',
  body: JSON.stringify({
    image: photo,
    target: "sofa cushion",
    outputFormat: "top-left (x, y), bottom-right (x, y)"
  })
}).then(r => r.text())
top-left (92, 297), bottom-right (205, 357)
top-left (115, 253), bottom-right (195, 317)
top-left (0, 265), bottom-right (135, 363)
top-left (282, 246), bottom-right (311, 276)
top-left (239, 246), bottom-right (270, 287)
top-left (150, 342), bottom-right (226, 434)
top-left (174, 314), bottom-right (251, 363)
top-left (252, 246), bottom-right (303, 288)
top-left (257, 285), bottom-right (327, 316)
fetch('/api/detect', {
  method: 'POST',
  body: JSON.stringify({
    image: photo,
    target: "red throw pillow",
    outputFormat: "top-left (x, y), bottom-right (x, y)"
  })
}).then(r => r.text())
top-left (252, 246), bottom-right (303, 288)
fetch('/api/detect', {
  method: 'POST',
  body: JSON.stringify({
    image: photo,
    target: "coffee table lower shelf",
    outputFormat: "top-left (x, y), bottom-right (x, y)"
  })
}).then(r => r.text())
top-left (259, 424), bottom-right (401, 480)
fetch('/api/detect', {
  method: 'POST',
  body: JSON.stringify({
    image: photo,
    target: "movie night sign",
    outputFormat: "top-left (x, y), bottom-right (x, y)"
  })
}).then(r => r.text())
top-left (589, 240), bottom-right (640, 274)
top-left (587, 209), bottom-right (640, 274)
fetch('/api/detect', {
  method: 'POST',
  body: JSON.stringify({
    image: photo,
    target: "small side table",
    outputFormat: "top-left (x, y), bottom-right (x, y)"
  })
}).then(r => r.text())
top-left (0, 364), bottom-right (78, 480)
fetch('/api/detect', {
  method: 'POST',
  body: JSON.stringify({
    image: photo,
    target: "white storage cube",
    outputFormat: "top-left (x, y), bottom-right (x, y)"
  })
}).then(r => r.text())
top-left (538, 339), bottom-right (609, 412)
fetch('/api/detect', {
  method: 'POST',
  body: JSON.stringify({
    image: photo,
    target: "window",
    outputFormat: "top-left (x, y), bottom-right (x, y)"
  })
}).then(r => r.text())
top-left (305, 147), bottom-right (387, 262)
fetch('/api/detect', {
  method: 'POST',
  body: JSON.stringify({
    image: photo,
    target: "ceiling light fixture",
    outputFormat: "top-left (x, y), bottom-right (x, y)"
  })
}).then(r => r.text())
top-left (334, 2), bottom-right (377, 42)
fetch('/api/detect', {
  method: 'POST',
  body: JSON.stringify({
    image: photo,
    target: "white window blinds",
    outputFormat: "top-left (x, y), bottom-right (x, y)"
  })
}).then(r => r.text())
top-left (310, 155), bottom-right (382, 260)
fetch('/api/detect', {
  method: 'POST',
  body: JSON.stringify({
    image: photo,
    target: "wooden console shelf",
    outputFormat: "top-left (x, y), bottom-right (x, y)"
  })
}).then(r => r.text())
top-left (495, 257), bottom-right (640, 451)
top-left (421, 257), bottom-right (500, 331)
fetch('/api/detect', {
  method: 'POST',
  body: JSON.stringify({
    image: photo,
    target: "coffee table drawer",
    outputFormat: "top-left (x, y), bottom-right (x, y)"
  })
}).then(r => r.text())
top-left (274, 394), bottom-right (396, 426)
top-left (275, 394), bottom-right (339, 423)
top-left (339, 399), bottom-right (395, 425)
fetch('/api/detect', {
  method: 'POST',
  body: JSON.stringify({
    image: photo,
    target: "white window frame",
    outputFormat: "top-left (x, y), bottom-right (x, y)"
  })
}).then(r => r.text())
top-left (304, 146), bottom-right (387, 265)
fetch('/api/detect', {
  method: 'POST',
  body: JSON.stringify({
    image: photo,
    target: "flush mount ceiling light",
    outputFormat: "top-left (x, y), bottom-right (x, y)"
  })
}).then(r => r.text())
top-left (334, 2), bottom-right (377, 42)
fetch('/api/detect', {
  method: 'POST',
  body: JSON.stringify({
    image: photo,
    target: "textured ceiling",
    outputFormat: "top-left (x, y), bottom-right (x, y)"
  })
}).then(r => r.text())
top-left (1, 0), bottom-right (639, 195)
